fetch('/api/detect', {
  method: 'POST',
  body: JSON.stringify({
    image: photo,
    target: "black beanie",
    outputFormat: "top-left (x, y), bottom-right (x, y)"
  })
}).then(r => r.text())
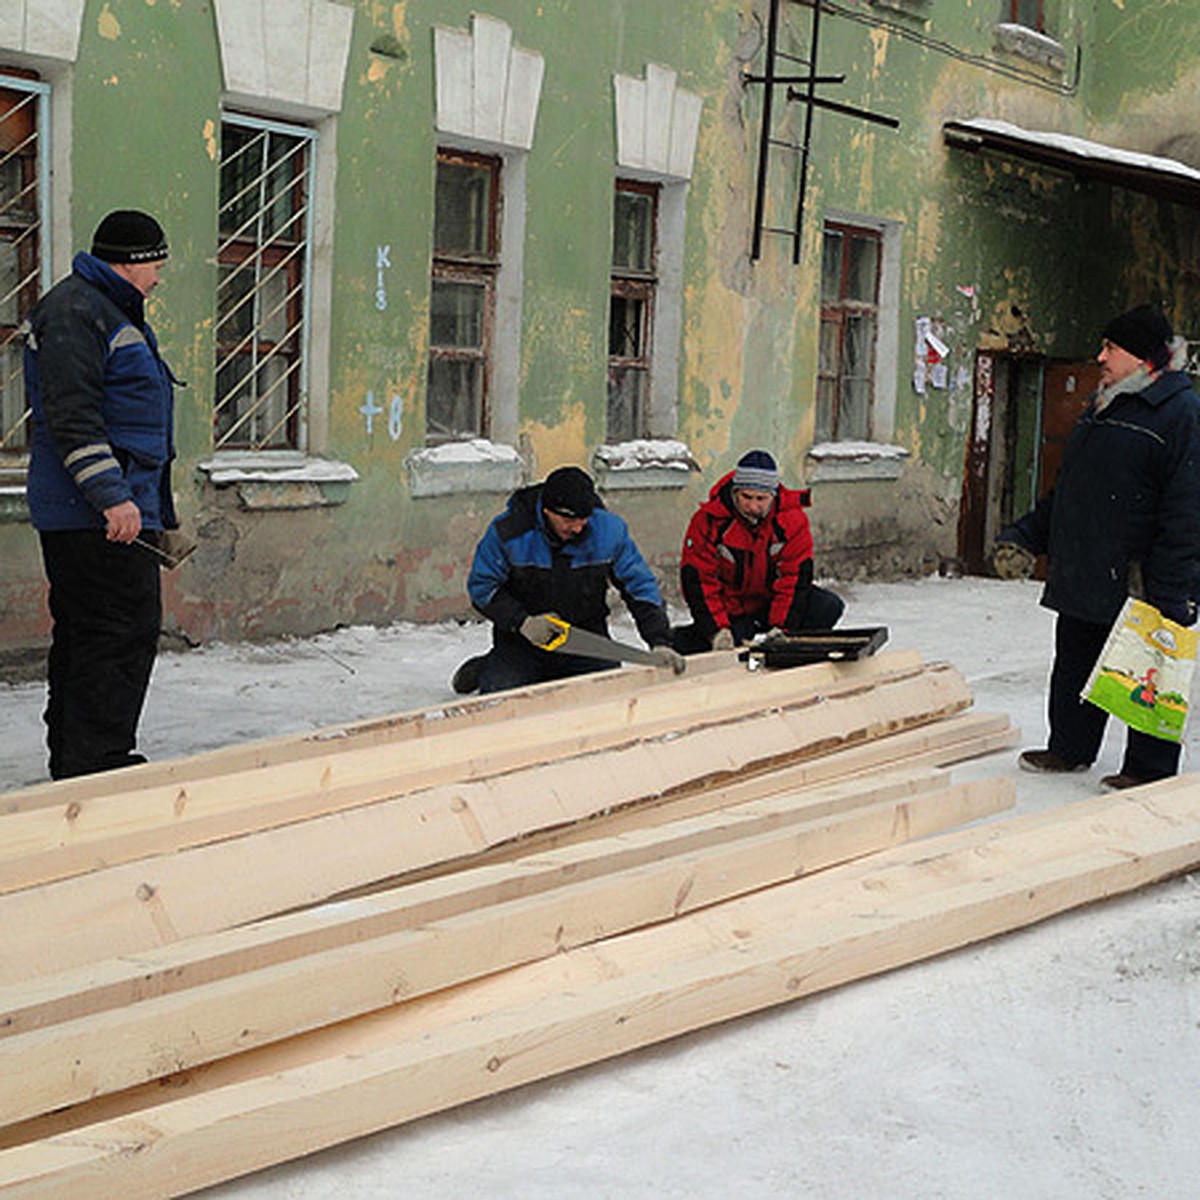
top-left (91, 210), bottom-right (169, 264)
top-left (1102, 304), bottom-right (1172, 365)
top-left (541, 466), bottom-right (598, 518)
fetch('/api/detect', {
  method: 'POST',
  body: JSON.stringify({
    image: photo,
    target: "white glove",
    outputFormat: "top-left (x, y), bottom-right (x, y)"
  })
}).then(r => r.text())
top-left (710, 627), bottom-right (735, 652)
top-left (519, 612), bottom-right (562, 648)
top-left (649, 645), bottom-right (687, 675)
top-left (992, 541), bottom-right (1036, 581)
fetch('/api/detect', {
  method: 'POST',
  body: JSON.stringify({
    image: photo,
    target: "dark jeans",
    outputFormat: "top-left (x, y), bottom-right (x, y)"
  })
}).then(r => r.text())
top-left (477, 631), bottom-right (616, 695)
top-left (671, 584), bottom-right (845, 654)
top-left (1048, 612), bottom-right (1180, 781)
top-left (39, 530), bottom-right (162, 779)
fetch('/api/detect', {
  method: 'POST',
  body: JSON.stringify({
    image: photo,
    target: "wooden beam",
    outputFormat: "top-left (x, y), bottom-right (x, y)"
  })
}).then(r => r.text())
top-left (0, 651), bottom-right (901, 813)
top-left (0, 663), bottom-right (971, 980)
top-left (0, 780), bottom-right (1011, 1126)
top-left (0, 654), bottom-right (937, 889)
top-left (2, 782), bottom-right (1197, 1197)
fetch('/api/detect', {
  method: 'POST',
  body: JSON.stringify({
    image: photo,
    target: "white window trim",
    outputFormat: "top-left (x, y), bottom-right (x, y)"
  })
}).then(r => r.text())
top-left (600, 65), bottom-right (703, 488)
top-left (206, 0), bottom-right (352, 502)
top-left (412, 15), bottom-right (545, 494)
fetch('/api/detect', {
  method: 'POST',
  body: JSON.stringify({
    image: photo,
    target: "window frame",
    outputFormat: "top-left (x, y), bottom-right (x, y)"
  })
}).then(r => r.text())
top-left (0, 70), bottom-right (49, 460)
top-left (1007, 0), bottom-right (1045, 32)
top-left (817, 220), bottom-right (883, 443)
top-left (426, 148), bottom-right (502, 445)
top-left (214, 111), bottom-right (316, 453)
top-left (607, 178), bottom-right (659, 444)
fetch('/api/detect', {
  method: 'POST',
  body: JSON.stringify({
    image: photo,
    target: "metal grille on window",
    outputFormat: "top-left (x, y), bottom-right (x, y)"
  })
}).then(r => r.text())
top-left (215, 115), bottom-right (314, 452)
top-left (0, 75), bottom-right (47, 463)
top-left (607, 182), bottom-right (657, 443)
top-left (427, 151), bottom-right (499, 444)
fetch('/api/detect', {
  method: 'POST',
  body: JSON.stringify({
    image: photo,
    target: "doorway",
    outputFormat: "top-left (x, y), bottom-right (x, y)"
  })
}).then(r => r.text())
top-left (957, 351), bottom-right (1100, 575)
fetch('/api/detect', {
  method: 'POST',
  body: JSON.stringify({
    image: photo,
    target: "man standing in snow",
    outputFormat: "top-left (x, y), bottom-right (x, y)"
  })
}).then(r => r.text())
top-left (671, 449), bottom-right (844, 653)
top-left (25, 209), bottom-right (182, 780)
top-left (451, 465), bottom-right (684, 694)
top-left (994, 303), bottom-right (1200, 789)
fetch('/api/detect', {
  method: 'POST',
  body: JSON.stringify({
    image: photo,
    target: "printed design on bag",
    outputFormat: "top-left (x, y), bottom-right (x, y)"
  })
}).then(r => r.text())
top-left (1082, 599), bottom-right (1198, 743)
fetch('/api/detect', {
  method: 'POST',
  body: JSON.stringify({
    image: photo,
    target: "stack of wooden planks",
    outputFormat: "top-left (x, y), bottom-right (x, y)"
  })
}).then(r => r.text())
top-left (2, 648), bottom-right (1199, 1197)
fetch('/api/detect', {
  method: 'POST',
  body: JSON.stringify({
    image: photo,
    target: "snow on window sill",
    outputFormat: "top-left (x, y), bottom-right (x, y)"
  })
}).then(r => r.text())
top-left (592, 439), bottom-right (699, 490)
top-left (197, 453), bottom-right (360, 510)
top-left (993, 22), bottom-right (1065, 73)
top-left (405, 439), bottom-right (523, 498)
top-left (806, 441), bottom-right (908, 483)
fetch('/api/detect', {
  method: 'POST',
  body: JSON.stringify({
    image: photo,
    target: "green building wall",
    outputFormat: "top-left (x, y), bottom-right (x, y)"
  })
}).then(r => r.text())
top-left (2, 0), bottom-right (1200, 661)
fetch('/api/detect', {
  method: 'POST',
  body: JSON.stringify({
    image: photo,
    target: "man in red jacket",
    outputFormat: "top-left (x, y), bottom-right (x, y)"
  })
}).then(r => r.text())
top-left (672, 449), bottom-right (843, 653)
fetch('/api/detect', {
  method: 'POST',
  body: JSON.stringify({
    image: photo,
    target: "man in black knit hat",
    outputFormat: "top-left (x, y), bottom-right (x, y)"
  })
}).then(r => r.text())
top-left (451, 465), bottom-right (684, 694)
top-left (993, 303), bottom-right (1200, 790)
top-left (25, 209), bottom-right (182, 779)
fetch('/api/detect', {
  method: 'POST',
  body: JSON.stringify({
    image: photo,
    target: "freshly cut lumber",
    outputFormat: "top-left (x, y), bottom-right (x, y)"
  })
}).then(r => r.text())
top-left (0, 650), bottom-right (897, 814)
top-left (0, 779), bottom-right (1012, 1126)
top-left (0, 661), bottom-right (972, 979)
top-left (3, 781), bottom-right (1198, 1198)
top-left (0, 653), bottom-right (936, 888)
top-left (0, 764), bottom-right (958, 1037)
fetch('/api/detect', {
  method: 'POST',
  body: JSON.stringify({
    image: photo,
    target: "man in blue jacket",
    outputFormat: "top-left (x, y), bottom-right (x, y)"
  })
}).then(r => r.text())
top-left (452, 465), bottom-right (683, 694)
top-left (994, 303), bottom-right (1200, 790)
top-left (25, 209), bottom-right (180, 779)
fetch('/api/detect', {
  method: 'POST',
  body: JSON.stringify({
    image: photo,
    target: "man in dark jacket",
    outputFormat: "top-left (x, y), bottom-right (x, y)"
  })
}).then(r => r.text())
top-left (994, 303), bottom-right (1200, 789)
top-left (451, 465), bottom-right (684, 694)
top-left (25, 209), bottom-right (180, 779)
top-left (672, 449), bottom-right (844, 653)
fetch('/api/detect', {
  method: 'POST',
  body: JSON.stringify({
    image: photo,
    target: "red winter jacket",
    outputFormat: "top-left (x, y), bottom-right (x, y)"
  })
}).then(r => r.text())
top-left (679, 472), bottom-right (815, 635)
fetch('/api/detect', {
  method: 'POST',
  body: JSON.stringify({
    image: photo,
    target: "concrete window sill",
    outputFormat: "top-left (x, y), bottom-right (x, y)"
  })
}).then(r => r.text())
top-left (197, 453), bottom-right (360, 510)
top-left (993, 23), bottom-right (1066, 73)
top-left (806, 441), bottom-right (909, 483)
top-left (592, 439), bottom-right (699, 491)
top-left (405, 440), bottom-right (523, 498)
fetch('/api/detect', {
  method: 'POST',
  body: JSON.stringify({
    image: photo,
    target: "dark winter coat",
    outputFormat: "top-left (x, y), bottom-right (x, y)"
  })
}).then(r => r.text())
top-left (467, 482), bottom-right (671, 649)
top-left (25, 252), bottom-right (178, 533)
top-left (1003, 366), bottom-right (1200, 626)
top-left (679, 471), bottom-right (816, 636)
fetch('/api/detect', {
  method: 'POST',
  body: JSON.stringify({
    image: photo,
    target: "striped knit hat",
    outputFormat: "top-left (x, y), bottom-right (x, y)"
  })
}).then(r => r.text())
top-left (731, 449), bottom-right (779, 493)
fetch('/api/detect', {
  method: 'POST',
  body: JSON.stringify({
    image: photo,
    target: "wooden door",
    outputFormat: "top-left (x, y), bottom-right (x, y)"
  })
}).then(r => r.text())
top-left (1038, 360), bottom-right (1100, 497)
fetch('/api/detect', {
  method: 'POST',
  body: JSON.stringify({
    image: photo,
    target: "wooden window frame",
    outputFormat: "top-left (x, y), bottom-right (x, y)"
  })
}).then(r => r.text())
top-left (427, 149), bottom-right (501, 445)
top-left (607, 179), bottom-right (659, 443)
top-left (817, 221), bottom-right (882, 443)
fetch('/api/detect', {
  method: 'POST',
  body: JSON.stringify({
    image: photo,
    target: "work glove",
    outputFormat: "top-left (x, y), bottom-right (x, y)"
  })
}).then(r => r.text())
top-left (157, 529), bottom-right (197, 570)
top-left (991, 540), bottom-right (1036, 581)
top-left (519, 612), bottom-right (563, 648)
top-left (1150, 597), bottom-right (1198, 627)
top-left (710, 627), bottom-right (735, 652)
top-left (649, 645), bottom-right (687, 675)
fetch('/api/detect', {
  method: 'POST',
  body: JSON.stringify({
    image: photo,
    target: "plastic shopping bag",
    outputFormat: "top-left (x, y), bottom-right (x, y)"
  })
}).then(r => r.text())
top-left (1082, 598), bottom-right (1198, 743)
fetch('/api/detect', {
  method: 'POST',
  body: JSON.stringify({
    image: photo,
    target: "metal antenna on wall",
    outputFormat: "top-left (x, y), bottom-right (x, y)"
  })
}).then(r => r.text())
top-left (746, 0), bottom-right (900, 263)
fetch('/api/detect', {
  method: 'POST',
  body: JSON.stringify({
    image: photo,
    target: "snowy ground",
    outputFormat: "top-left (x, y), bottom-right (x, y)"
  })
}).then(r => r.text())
top-left (2, 577), bottom-right (1199, 1199)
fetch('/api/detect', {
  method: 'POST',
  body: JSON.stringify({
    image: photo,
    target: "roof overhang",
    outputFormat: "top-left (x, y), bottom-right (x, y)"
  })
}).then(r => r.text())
top-left (943, 118), bottom-right (1200, 208)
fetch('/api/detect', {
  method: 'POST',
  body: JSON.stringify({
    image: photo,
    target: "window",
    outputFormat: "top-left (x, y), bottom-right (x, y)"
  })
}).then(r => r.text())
top-left (427, 149), bottom-right (500, 444)
top-left (607, 180), bottom-right (658, 443)
top-left (817, 222), bottom-right (881, 442)
top-left (1006, 0), bottom-right (1044, 31)
top-left (215, 114), bottom-right (314, 452)
top-left (0, 72), bottom-right (46, 459)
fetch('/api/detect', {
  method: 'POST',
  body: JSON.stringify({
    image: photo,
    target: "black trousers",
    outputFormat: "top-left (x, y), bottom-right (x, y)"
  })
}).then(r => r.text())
top-left (672, 584), bottom-right (845, 654)
top-left (477, 630), bottom-right (614, 695)
top-left (39, 530), bottom-right (162, 779)
top-left (1048, 612), bottom-right (1181, 781)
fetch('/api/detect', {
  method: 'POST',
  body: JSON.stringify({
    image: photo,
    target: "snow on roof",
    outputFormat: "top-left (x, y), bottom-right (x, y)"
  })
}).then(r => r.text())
top-left (947, 118), bottom-right (1200, 184)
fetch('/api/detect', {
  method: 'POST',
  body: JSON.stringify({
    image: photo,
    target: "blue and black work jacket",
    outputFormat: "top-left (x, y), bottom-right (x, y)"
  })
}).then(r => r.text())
top-left (467, 483), bottom-right (671, 649)
top-left (1005, 368), bottom-right (1200, 627)
top-left (25, 252), bottom-right (178, 532)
